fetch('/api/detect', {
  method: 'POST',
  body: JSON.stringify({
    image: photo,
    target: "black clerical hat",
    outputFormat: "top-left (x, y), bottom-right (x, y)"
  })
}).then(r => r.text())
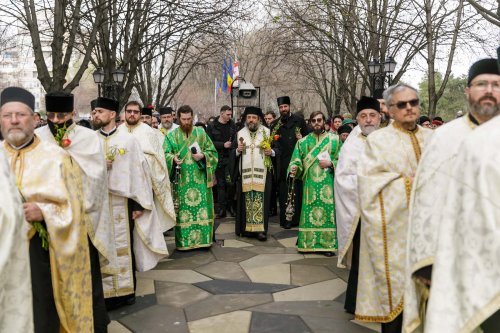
top-left (91, 99), bottom-right (97, 111)
top-left (1, 87), bottom-right (35, 111)
top-left (242, 106), bottom-right (264, 121)
top-left (95, 97), bottom-right (119, 112)
top-left (356, 96), bottom-right (380, 115)
top-left (277, 96), bottom-right (291, 106)
top-left (468, 58), bottom-right (500, 85)
top-left (419, 115), bottom-right (431, 125)
top-left (337, 124), bottom-right (352, 135)
top-left (159, 106), bottom-right (173, 115)
top-left (45, 92), bottom-right (74, 113)
top-left (142, 107), bottom-right (153, 116)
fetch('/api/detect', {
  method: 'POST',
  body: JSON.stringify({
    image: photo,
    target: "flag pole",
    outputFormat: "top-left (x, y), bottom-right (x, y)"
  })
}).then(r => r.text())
top-left (214, 78), bottom-right (217, 115)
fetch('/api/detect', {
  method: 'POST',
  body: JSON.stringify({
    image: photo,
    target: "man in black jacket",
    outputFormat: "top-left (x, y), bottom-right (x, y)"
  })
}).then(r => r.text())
top-left (271, 96), bottom-right (309, 228)
top-left (207, 105), bottom-right (237, 218)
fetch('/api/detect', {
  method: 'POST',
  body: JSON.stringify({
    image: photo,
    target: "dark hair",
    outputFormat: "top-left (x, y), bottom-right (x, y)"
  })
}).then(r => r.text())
top-left (309, 111), bottom-right (326, 122)
top-left (433, 116), bottom-right (443, 122)
top-left (195, 122), bottom-right (206, 130)
top-left (124, 101), bottom-right (142, 110)
top-left (177, 105), bottom-right (193, 117)
top-left (333, 115), bottom-right (343, 122)
top-left (265, 111), bottom-right (276, 118)
top-left (220, 105), bottom-right (231, 112)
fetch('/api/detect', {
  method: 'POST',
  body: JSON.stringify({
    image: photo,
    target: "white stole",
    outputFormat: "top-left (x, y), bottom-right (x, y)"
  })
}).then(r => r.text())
top-left (237, 126), bottom-right (269, 192)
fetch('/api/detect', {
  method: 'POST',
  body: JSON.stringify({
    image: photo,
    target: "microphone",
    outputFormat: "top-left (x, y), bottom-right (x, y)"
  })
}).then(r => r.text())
top-left (191, 146), bottom-right (206, 170)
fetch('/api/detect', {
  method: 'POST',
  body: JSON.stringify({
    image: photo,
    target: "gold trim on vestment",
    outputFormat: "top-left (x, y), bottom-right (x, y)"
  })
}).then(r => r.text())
top-left (379, 192), bottom-right (394, 311)
top-left (458, 293), bottom-right (500, 333)
top-left (297, 248), bottom-right (337, 253)
top-left (176, 243), bottom-right (212, 251)
top-left (298, 228), bottom-right (337, 232)
top-left (355, 299), bottom-right (404, 323)
top-left (404, 176), bottom-right (412, 207)
top-left (176, 219), bottom-right (214, 226)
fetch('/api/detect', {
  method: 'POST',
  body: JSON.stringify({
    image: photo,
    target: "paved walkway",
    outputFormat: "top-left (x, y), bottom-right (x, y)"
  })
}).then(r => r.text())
top-left (108, 217), bottom-right (380, 333)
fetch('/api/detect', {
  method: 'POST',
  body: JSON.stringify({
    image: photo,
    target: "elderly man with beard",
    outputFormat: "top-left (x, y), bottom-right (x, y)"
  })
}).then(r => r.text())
top-left (93, 97), bottom-right (168, 310)
top-left (288, 111), bottom-right (340, 256)
top-left (334, 96), bottom-right (382, 314)
top-left (232, 107), bottom-right (277, 241)
top-left (2, 87), bottom-right (93, 332)
top-left (404, 58), bottom-right (500, 333)
top-left (164, 105), bottom-right (218, 250)
top-left (117, 101), bottom-right (176, 234)
top-left (355, 83), bottom-right (433, 333)
top-left (158, 106), bottom-right (178, 135)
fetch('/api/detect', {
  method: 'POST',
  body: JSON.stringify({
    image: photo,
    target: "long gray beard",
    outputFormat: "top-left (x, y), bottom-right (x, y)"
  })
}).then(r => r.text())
top-left (247, 123), bottom-right (259, 132)
top-left (470, 101), bottom-right (500, 120)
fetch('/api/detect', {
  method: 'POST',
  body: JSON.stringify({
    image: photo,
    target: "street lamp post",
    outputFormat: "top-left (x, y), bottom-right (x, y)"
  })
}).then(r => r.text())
top-left (368, 57), bottom-right (397, 97)
top-left (92, 67), bottom-right (105, 97)
top-left (92, 67), bottom-right (127, 106)
top-left (112, 69), bottom-right (126, 110)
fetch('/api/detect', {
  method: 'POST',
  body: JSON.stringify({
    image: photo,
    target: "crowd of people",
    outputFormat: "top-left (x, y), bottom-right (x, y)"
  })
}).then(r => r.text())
top-left (0, 57), bottom-right (499, 333)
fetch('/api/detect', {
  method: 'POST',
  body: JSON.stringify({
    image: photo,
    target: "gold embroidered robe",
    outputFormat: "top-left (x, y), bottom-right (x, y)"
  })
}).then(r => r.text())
top-left (3, 136), bottom-right (93, 332)
top-left (355, 123), bottom-right (432, 323)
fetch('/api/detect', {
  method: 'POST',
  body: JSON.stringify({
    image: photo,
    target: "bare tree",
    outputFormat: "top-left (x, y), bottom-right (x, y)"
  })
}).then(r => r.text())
top-left (0, 0), bottom-right (105, 92)
top-left (467, 0), bottom-right (500, 26)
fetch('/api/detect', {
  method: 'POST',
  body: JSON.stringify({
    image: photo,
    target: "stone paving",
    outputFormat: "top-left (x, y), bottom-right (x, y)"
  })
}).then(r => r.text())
top-left (108, 217), bottom-right (380, 333)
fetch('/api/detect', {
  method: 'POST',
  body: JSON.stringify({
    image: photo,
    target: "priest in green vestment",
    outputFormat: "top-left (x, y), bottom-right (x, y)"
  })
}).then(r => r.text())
top-left (164, 105), bottom-right (218, 250)
top-left (288, 111), bottom-right (340, 255)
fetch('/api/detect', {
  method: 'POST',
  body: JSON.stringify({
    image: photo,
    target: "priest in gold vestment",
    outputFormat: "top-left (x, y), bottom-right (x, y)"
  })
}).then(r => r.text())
top-left (355, 84), bottom-right (432, 333)
top-left (404, 58), bottom-right (500, 333)
top-left (93, 97), bottom-right (168, 309)
top-left (117, 100), bottom-right (176, 232)
top-left (1, 87), bottom-right (93, 333)
top-left (0, 147), bottom-right (33, 333)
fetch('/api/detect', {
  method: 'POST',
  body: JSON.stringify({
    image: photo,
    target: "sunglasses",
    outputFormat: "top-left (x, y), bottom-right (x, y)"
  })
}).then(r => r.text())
top-left (390, 99), bottom-right (419, 110)
top-left (125, 109), bottom-right (141, 115)
top-left (310, 118), bottom-right (323, 124)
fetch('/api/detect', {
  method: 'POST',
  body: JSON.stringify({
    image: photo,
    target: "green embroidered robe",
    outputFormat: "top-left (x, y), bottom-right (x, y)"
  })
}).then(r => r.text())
top-left (288, 131), bottom-right (340, 252)
top-left (164, 127), bottom-right (218, 250)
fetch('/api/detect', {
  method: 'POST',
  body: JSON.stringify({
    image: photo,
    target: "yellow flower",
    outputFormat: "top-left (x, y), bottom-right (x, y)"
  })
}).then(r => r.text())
top-left (118, 148), bottom-right (126, 155)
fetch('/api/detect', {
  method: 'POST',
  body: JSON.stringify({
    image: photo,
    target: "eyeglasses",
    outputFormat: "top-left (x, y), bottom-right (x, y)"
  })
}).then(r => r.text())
top-left (310, 118), bottom-right (323, 124)
top-left (1, 112), bottom-right (32, 120)
top-left (125, 109), bottom-right (140, 115)
top-left (46, 112), bottom-right (71, 120)
top-left (390, 99), bottom-right (419, 110)
top-left (470, 80), bottom-right (500, 92)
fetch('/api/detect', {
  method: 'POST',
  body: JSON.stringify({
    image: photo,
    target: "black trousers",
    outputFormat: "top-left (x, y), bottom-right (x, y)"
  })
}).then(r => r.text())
top-left (89, 238), bottom-right (110, 332)
top-left (215, 160), bottom-right (234, 210)
top-left (30, 232), bottom-right (60, 333)
top-left (381, 312), bottom-right (403, 333)
top-left (344, 223), bottom-right (361, 314)
top-left (278, 178), bottom-right (302, 227)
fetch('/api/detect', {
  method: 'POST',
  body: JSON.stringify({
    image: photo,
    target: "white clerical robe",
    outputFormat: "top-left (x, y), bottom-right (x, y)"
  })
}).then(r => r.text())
top-left (0, 148), bottom-right (33, 333)
top-left (159, 123), bottom-right (179, 136)
top-left (424, 115), bottom-right (500, 333)
top-left (117, 122), bottom-right (176, 231)
top-left (98, 129), bottom-right (168, 298)
top-left (355, 123), bottom-right (432, 323)
top-left (404, 116), bottom-right (476, 333)
top-left (35, 124), bottom-right (117, 271)
top-left (335, 126), bottom-right (367, 268)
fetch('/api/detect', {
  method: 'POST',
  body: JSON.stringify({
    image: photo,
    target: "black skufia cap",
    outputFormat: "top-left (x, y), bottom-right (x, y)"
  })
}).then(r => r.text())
top-left (337, 124), bottom-right (352, 135)
top-left (1, 87), bottom-right (35, 111)
top-left (242, 106), bottom-right (264, 121)
top-left (277, 96), bottom-right (291, 106)
top-left (95, 97), bottom-right (119, 112)
top-left (142, 107), bottom-right (153, 116)
top-left (45, 92), bottom-right (74, 113)
top-left (356, 96), bottom-right (380, 115)
top-left (91, 99), bottom-right (97, 111)
top-left (159, 106), bottom-right (173, 115)
top-left (468, 58), bottom-right (500, 85)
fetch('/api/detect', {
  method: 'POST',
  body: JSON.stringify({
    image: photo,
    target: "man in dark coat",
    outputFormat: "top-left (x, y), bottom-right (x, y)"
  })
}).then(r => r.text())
top-left (270, 96), bottom-right (309, 229)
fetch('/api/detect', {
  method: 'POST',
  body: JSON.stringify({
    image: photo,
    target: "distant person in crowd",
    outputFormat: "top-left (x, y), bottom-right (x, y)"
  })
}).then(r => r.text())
top-left (332, 115), bottom-right (343, 133)
top-left (374, 88), bottom-right (391, 127)
top-left (418, 115), bottom-right (432, 128)
top-left (337, 124), bottom-right (352, 142)
top-left (152, 115), bottom-right (160, 129)
top-left (207, 105), bottom-right (237, 219)
top-left (264, 110), bottom-right (276, 128)
top-left (158, 106), bottom-right (178, 135)
top-left (141, 106), bottom-right (153, 126)
top-left (342, 118), bottom-right (356, 130)
top-left (195, 121), bottom-right (206, 131)
top-left (342, 112), bottom-right (353, 120)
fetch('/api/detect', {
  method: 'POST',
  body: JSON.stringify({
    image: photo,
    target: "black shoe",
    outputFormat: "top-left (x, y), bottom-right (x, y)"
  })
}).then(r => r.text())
top-left (216, 209), bottom-right (227, 219)
top-left (125, 296), bottom-right (136, 305)
top-left (323, 252), bottom-right (334, 257)
top-left (257, 233), bottom-right (267, 241)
